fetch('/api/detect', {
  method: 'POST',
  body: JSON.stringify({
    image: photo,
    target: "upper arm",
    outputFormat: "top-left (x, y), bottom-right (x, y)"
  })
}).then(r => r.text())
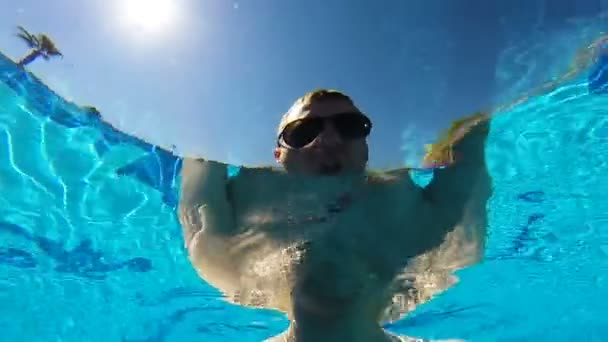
top-left (179, 158), bottom-right (229, 207)
top-left (178, 158), bottom-right (236, 247)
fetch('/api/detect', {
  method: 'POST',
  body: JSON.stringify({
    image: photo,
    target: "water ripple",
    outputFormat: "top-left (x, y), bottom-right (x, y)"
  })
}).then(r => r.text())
top-left (0, 220), bottom-right (152, 279)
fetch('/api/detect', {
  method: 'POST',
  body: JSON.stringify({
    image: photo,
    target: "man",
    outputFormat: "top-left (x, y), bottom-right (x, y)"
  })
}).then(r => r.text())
top-left (178, 89), bottom-right (491, 342)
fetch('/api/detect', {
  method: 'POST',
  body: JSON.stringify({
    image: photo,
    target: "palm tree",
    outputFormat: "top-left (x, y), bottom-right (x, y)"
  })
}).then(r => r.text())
top-left (15, 26), bottom-right (63, 67)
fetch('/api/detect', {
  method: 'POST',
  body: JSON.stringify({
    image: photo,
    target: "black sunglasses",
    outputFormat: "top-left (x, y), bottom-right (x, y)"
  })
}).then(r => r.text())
top-left (277, 112), bottom-right (372, 149)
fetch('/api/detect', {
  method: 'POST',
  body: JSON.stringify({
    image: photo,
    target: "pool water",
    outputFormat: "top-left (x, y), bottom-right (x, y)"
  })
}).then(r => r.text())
top-left (1, 44), bottom-right (608, 342)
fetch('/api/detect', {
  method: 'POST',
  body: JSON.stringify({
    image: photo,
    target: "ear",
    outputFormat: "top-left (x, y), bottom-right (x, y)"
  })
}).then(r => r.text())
top-left (274, 148), bottom-right (281, 162)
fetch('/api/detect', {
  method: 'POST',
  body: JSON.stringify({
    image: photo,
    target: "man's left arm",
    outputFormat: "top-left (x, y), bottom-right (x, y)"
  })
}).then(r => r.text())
top-left (422, 115), bottom-right (493, 245)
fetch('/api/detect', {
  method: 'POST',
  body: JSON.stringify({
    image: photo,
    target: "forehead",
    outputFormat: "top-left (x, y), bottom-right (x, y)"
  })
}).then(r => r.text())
top-left (285, 98), bottom-right (360, 122)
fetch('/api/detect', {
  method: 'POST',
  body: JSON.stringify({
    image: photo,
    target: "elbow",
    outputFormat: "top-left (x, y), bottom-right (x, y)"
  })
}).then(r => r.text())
top-left (177, 204), bottom-right (205, 250)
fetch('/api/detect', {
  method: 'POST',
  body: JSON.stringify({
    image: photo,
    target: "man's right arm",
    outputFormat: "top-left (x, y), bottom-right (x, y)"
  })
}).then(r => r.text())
top-left (178, 158), bottom-right (236, 250)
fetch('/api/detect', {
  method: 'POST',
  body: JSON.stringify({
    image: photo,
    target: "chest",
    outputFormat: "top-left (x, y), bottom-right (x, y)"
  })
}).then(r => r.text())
top-left (224, 172), bottom-right (421, 270)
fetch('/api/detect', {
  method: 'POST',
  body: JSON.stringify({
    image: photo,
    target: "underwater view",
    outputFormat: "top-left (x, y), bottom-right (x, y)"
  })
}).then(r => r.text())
top-left (2, 1), bottom-right (608, 341)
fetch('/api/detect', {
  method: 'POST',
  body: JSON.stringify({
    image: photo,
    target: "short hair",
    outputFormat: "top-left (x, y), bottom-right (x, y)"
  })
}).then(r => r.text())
top-left (277, 89), bottom-right (356, 136)
top-left (299, 89), bottom-right (354, 105)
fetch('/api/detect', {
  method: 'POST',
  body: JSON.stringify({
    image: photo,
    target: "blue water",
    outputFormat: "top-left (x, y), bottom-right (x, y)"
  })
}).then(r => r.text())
top-left (1, 43), bottom-right (608, 342)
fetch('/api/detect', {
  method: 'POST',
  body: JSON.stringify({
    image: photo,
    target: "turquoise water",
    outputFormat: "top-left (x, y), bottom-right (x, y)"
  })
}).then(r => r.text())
top-left (1, 45), bottom-right (608, 342)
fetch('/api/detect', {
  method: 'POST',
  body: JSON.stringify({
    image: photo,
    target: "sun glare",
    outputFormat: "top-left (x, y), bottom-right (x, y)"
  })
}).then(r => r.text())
top-left (120, 0), bottom-right (178, 35)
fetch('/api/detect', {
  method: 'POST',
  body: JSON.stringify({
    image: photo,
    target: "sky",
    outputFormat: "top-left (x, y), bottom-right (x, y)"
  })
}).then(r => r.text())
top-left (1, 0), bottom-right (607, 168)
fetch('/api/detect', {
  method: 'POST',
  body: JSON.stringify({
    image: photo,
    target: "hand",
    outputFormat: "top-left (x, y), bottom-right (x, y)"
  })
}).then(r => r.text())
top-left (422, 112), bottom-right (489, 168)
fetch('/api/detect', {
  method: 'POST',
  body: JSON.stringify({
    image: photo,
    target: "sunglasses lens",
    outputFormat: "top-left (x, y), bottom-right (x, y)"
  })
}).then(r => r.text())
top-left (332, 113), bottom-right (372, 140)
top-left (282, 119), bottom-right (324, 148)
top-left (280, 113), bottom-right (372, 149)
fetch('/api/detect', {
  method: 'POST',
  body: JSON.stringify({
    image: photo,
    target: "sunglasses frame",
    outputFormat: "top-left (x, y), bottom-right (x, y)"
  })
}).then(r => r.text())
top-left (276, 111), bottom-right (372, 150)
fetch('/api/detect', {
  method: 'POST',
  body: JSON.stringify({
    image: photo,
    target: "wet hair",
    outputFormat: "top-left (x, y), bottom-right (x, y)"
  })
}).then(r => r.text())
top-left (277, 89), bottom-right (356, 136)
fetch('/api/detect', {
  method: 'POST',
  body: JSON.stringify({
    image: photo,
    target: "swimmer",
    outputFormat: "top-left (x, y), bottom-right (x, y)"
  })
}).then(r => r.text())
top-left (178, 89), bottom-right (491, 342)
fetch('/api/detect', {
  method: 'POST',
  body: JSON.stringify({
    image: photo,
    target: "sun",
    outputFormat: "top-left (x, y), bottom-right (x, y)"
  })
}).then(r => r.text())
top-left (120, 0), bottom-right (177, 35)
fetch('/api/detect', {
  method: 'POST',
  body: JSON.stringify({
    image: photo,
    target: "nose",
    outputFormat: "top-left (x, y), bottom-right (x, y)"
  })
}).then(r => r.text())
top-left (314, 122), bottom-right (341, 146)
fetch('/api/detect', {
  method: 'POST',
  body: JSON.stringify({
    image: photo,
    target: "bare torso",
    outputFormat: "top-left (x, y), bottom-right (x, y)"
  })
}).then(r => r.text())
top-left (184, 166), bottom-right (477, 323)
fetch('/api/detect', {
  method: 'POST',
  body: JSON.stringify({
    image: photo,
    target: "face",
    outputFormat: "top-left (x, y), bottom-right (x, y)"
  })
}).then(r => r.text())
top-left (275, 99), bottom-right (370, 176)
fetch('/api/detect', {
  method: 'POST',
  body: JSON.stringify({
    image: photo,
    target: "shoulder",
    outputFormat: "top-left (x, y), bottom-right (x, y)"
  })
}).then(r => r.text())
top-left (365, 167), bottom-right (419, 190)
top-left (236, 165), bottom-right (286, 177)
top-left (227, 165), bottom-right (288, 189)
top-left (181, 157), bottom-right (226, 177)
top-left (363, 168), bottom-right (427, 220)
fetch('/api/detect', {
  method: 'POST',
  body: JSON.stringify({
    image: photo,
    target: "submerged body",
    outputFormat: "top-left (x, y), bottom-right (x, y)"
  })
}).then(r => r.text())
top-left (178, 90), bottom-right (491, 341)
